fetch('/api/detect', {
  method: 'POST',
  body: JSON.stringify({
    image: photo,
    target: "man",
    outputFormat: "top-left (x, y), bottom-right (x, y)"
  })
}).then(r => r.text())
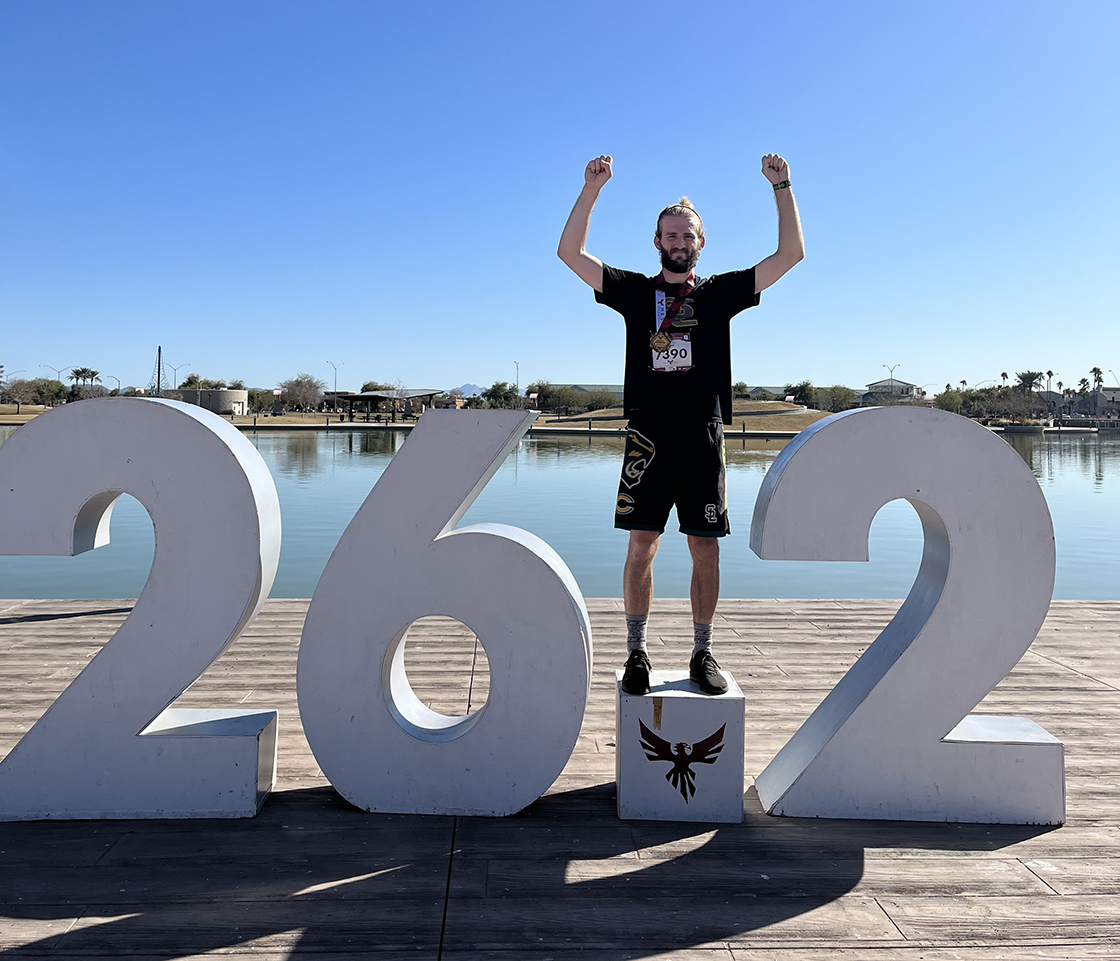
top-left (557, 154), bottom-right (804, 696)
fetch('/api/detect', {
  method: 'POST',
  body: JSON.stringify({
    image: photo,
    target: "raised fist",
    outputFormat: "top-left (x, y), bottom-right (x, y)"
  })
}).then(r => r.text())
top-left (761, 153), bottom-right (790, 185)
top-left (585, 155), bottom-right (613, 188)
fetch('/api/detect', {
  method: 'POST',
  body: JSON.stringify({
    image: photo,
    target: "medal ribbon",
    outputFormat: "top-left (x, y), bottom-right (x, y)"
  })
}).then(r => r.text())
top-left (655, 271), bottom-right (696, 331)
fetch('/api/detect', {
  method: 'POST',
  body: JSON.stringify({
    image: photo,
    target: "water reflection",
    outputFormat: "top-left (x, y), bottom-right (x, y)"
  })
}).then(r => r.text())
top-left (263, 432), bottom-right (320, 479)
top-left (0, 427), bottom-right (1117, 600)
top-left (1003, 432), bottom-right (1118, 493)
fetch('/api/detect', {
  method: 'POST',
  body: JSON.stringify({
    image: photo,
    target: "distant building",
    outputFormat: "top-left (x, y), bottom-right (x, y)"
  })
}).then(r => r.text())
top-left (863, 378), bottom-right (921, 402)
top-left (1069, 387), bottom-right (1119, 417)
top-left (178, 388), bottom-right (248, 415)
top-left (746, 386), bottom-right (788, 400)
top-left (334, 388), bottom-right (444, 419)
top-left (1037, 390), bottom-right (1063, 414)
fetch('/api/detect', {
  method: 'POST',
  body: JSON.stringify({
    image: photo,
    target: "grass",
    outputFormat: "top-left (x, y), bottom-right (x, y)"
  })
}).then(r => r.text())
top-left (0, 404), bottom-right (48, 424)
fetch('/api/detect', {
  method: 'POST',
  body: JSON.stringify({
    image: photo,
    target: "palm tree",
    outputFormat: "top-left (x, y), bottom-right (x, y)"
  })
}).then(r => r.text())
top-left (1015, 371), bottom-right (1043, 393)
top-left (1091, 367), bottom-right (1104, 391)
top-left (1079, 378), bottom-right (1091, 394)
top-left (68, 367), bottom-right (88, 386)
top-left (87, 369), bottom-right (101, 386)
top-left (959, 379), bottom-right (967, 390)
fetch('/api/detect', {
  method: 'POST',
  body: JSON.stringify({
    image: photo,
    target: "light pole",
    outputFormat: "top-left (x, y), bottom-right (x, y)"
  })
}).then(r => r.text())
top-left (105, 375), bottom-right (121, 393)
top-left (1, 370), bottom-right (25, 402)
top-left (883, 363), bottom-right (900, 397)
top-left (1110, 370), bottom-right (1119, 387)
top-left (327, 361), bottom-right (343, 409)
top-left (165, 363), bottom-right (190, 389)
top-left (40, 364), bottom-right (73, 381)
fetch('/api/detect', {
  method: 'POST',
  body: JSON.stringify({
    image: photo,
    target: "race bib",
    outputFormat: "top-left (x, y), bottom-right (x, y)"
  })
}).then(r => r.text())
top-left (652, 332), bottom-right (692, 372)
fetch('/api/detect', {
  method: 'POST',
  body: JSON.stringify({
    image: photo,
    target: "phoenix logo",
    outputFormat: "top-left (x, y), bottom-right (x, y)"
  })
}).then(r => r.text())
top-left (638, 720), bottom-right (726, 803)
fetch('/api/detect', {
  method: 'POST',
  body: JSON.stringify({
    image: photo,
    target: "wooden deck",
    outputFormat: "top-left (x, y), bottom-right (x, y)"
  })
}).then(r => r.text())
top-left (1, 596), bottom-right (1119, 959)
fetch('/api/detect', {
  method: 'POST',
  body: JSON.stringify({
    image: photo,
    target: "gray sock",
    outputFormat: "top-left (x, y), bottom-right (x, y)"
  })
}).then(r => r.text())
top-left (626, 615), bottom-right (648, 653)
top-left (692, 622), bottom-right (713, 655)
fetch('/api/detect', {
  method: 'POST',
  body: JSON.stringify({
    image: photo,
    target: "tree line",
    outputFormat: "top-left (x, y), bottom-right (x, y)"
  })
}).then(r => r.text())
top-left (933, 368), bottom-right (1112, 421)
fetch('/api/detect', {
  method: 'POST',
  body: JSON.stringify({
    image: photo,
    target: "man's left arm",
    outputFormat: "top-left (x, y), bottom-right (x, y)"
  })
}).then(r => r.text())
top-left (753, 153), bottom-right (804, 293)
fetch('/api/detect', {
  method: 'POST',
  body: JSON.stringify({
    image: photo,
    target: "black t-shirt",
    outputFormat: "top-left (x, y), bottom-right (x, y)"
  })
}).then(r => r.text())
top-left (595, 265), bottom-right (759, 425)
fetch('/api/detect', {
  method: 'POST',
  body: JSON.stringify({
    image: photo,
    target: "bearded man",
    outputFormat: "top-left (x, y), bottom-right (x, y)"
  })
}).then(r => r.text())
top-left (557, 154), bottom-right (804, 695)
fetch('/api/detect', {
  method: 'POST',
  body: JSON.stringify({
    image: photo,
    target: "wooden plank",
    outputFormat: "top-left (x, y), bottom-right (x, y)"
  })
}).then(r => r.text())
top-left (3, 597), bottom-right (1120, 960)
top-left (1021, 856), bottom-right (1120, 895)
top-left (877, 893), bottom-right (1120, 940)
top-left (730, 940), bottom-right (1120, 954)
top-left (441, 895), bottom-right (899, 949)
top-left (480, 855), bottom-right (1051, 898)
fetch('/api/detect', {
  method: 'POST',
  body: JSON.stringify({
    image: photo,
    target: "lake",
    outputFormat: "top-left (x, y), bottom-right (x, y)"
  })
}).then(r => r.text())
top-left (0, 425), bottom-right (1116, 600)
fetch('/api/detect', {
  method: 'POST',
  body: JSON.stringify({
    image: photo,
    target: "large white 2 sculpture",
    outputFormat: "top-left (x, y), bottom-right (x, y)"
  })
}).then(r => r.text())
top-left (0, 398), bottom-right (281, 819)
top-left (750, 406), bottom-right (1063, 824)
top-left (297, 410), bottom-right (593, 816)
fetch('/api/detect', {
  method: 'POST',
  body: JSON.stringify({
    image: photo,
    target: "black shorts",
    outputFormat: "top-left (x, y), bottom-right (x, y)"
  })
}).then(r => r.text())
top-left (614, 419), bottom-right (729, 537)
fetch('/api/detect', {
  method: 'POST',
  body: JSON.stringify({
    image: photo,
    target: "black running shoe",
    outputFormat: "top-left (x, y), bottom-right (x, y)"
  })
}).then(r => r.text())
top-left (689, 649), bottom-right (728, 695)
top-left (621, 649), bottom-right (652, 695)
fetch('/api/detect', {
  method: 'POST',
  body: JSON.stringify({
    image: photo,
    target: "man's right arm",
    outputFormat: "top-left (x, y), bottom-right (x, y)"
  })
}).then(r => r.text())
top-left (557, 155), bottom-right (612, 292)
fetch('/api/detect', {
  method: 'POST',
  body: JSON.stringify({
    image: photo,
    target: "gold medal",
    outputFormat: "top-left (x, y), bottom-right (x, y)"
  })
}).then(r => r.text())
top-left (650, 330), bottom-right (671, 353)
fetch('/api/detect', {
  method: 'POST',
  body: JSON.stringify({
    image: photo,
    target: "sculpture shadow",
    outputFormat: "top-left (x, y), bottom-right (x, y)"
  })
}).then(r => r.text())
top-left (0, 782), bottom-right (1058, 959)
top-left (0, 607), bottom-right (132, 626)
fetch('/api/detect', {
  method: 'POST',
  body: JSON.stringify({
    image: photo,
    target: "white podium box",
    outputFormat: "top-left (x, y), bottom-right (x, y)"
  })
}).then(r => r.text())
top-left (615, 670), bottom-right (745, 824)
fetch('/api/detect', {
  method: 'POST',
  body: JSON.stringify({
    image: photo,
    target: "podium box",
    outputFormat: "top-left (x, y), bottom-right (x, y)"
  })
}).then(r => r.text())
top-left (615, 669), bottom-right (744, 823)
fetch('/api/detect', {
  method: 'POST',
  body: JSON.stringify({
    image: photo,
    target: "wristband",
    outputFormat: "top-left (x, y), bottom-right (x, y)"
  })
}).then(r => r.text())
top-left (773, 180), bottom-right (791, 191)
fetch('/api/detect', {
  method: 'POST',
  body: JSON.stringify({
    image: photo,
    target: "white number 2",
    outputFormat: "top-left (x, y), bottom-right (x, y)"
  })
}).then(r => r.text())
top-left (0, 399), bottom-right (282, 819)
top-left (297, 410), bottom-right (593, 816)
top-left (750, 406), bottom-right (1063, 824)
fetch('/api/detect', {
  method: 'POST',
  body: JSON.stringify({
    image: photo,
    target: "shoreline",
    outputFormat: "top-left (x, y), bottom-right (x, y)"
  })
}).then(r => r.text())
top-left (1, 414), bottom-right (1114, 440)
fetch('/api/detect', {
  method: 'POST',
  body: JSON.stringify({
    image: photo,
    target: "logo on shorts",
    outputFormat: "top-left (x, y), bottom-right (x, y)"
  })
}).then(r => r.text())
top-left (621, 429), bottom-right (656, 489)
top-left (704, 504), bottom-right (718, 524)
top-left (616, 493), bottom-right (635, 515)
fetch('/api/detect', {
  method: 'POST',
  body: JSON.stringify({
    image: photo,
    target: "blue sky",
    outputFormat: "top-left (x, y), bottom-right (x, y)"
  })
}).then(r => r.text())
top-left (2, 1), bottom-right (1117, 395)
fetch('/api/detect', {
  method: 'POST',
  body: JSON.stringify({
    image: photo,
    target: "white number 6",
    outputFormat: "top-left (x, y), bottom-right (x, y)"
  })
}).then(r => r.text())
top-left (297, 410), bottom-right (593, 816)
top-left (751, 407), bottom-right (1063, 824)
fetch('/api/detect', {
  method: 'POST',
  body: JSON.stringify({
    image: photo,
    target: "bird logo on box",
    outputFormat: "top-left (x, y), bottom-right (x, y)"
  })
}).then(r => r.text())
top-left (638, 720), bottom-right (726, 802)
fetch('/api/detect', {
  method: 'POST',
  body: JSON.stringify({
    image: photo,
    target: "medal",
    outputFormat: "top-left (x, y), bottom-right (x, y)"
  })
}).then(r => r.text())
top-left (650, 331), bottom-right (672, 353)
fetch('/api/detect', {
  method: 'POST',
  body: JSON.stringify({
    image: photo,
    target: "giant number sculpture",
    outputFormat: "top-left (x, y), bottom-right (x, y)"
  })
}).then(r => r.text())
top-left (0, 398), bottom-right (281, 819)
top-left (0, 401), bottom-right (1064, 824)
top-left (750, 406), bottom-right (1063, 824)
top-left (297, 410), bottom-right (593, 816)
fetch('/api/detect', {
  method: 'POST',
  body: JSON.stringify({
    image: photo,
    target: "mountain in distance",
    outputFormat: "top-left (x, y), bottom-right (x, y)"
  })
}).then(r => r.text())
top-left (453, 383), bottom-right (483, 397)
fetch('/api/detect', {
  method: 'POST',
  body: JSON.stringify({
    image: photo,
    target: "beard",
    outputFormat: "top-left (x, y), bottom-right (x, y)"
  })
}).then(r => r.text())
top-left (659, 245), bottom-right (700, 274)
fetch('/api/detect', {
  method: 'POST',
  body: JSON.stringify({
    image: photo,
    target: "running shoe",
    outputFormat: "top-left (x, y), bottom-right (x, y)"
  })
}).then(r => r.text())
top-left (689, 649), bottom-right (728, 695)
top-left (621, 649), bottom-right (652, 695)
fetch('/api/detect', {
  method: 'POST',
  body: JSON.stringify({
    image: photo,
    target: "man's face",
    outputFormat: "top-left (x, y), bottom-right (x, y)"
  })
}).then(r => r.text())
top-left (654, 213), bottom-right (705, 274)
